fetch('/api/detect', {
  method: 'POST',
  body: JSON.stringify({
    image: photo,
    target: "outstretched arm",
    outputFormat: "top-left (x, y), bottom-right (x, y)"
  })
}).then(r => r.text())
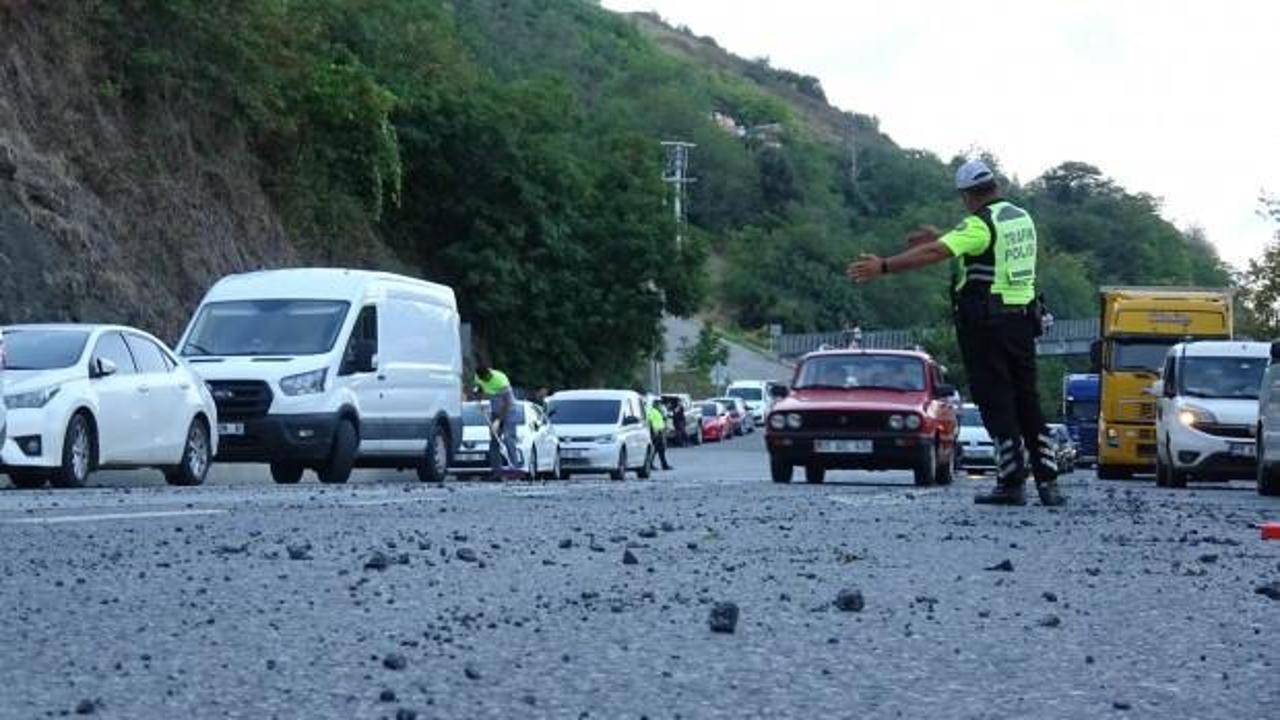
top-left (847, 240), bottom-right (953, 283)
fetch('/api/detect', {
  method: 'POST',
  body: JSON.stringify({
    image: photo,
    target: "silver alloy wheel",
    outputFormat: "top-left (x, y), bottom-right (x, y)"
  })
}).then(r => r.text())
top-left (70, 422), bottom-right (90, 483)
top-left (187, 422), bottom-right (210, 479)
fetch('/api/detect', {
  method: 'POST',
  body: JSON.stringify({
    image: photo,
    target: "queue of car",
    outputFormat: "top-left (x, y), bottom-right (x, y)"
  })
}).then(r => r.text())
top-left (0, 267), bottom-right (771, 490)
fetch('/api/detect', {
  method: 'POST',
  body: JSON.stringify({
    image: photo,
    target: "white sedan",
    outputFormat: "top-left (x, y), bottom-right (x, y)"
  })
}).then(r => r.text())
top-left (1, 324), bottom-right (219, 489)
top-left (450, 401), bottom-right (560, 479)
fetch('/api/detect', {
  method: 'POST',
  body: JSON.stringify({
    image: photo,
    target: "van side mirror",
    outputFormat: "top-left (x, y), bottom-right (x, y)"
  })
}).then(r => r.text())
top-left (90, 357), bottom-right (118, 379)
top-left (1089, 340), bottom-right (1103, 373)
top-left (622, 415), bottom-right (641, 427)
top-left (769, 384), bottom-right (790, 399)
top-left (934, 383), bottom-right (956, 399)
top-left (343, 339), bottom-right (377, 375)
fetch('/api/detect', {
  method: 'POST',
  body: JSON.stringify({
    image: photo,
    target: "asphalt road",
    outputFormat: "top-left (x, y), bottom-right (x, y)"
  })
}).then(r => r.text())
top-left (1, 432), bottom-right (1277, 719)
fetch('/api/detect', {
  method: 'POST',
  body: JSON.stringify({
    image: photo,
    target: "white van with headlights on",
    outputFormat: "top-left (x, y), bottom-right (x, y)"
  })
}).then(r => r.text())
top-left (1153, 340), bottom-right (1270, 488)
top-left (546, 389), bottom-right (653, 480)
top-left (177, 269), bottom-right (462, 485)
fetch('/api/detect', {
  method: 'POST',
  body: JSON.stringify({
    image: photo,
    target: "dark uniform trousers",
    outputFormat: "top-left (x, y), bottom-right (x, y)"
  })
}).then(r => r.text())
top-left (955, 298), bottom-right (1058, 484)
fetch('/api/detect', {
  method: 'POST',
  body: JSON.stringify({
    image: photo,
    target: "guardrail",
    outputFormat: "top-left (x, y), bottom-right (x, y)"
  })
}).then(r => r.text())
top-left (776, 318), bottom-right (1100, 358)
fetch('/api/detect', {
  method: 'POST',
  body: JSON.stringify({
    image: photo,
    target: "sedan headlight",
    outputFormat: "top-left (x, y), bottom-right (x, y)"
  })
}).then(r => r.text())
top-left (888, 414), bottom-right (905, 431)
top-left (769, 414), bottom-right (786, 430)
top-left (905, 414), bottom-right (922, 430)
top-left (5, 386), bottom-right (60, 409)
top-left (1177, 404), bottom-right (1216, 427)
top-left (785, 413), bottom-right (802, 430)
top-left (280, 368), bottom-right (327, 396)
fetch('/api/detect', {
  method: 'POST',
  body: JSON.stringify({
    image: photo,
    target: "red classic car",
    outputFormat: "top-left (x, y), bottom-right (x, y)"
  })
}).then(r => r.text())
top-left (699, 400), bottom-right (734, 442)
top-left (766, 349), bottom-right (959, 485)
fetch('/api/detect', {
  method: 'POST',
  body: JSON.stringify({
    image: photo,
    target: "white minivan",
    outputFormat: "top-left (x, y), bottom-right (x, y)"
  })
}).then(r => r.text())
top-left (726, 380), bottom-right (772, 426)
top-left (547, 389), bottom-right (653, 480)
top-left (1153, 340), bottom-right (1270, 488)
top-left (177, 269), bottom-right (463, 485)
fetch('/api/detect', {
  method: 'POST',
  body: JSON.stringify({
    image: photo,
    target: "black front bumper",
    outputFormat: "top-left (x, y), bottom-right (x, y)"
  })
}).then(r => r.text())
top-left (1179, 451), bottom-right (1257, 481)
top-left (767, 432), bottom-right (933, 470)
top-left (216, 413), bottom-right (339, 463)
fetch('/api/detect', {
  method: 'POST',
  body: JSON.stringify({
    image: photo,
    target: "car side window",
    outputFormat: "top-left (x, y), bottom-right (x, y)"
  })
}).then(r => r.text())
top-left (124, 334), bottom-right (171, 374)
top-left (341, 306), bottom-right (378, 374)
top-left (92, 332), bottom-right (137, 376)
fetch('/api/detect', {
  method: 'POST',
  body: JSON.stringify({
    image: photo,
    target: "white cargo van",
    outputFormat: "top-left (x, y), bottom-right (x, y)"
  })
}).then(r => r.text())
top-left (177, 269), bottom-right (463, 484)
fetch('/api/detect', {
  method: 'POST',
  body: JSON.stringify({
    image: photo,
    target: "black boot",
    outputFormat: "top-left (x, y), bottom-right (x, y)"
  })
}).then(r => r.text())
top-left (1036, 480), bottom-right (1066, 507)
top-left (975, 479), bottom-right (1027, 505)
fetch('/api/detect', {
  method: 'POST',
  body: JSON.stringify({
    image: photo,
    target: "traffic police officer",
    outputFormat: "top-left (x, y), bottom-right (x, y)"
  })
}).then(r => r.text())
top-left (848, 159), bottom-right (1065, 506)
top-left (474, 364), bottom-right (520, 480)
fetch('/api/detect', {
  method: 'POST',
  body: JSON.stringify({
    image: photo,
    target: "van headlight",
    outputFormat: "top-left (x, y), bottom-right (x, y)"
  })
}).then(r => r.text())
top-left (769, 414), bottom-right (786, 430)
top-left (1177, 404), bottom-right (1215, 428)
top-left (785, 413), bottom-right (802, 429)
top-left (280, 369), bottom-right (327, 396)
top-left (5, 386), bottom-right (60, 409)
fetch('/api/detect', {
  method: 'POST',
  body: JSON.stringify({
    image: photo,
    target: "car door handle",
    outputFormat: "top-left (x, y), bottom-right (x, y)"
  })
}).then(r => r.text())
top-left (377, 375), bottom-right (387, 381)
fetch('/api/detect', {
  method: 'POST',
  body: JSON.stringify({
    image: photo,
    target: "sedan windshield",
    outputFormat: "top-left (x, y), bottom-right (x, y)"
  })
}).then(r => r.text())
top-left (1180, 356), bottom-right (1267, 399)
top-left (959, 407), bottom-right (983, 427)
top-left (795, 355), bottom-right (926, 391)
top-left (547, 399), bottom-right (620, 425)
top-left (3, 329), bottom-right (90, 370)
top-left (181, 300), bottom-right (350, 357)
top-left (1066, 400), bottom-right (1099, 422)
top-left (728, 387), bottom-right (763, 401)
top-left (701, 403), bottom-right (722, 416)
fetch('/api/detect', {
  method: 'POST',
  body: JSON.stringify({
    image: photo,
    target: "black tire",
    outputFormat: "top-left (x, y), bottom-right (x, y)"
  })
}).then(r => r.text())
top-left (1167, 465), bottom-right (1189, 489)
top-left (935, 441), bottom-right (955, 486)
top-left (1259, 430), bottom-right (1280, 496)
top-left (609, 449), bottom-right (627, 481)
top-left (270, 462), bottom-right (305, 484)
top-left (637, 446), bottom-right (653, 479)
top-left (913, 444), bottom-right (937, 487)
top-left (417, 423), bottom-right (449, 483)
top-left (770, 455), bottom-right (793, 484)
top-left (1155, 445), bottom-right (1171, 488)
top-left (805, 465), bottom-right (825, 485)
top-left (318, 419), bottom-right (358, 484)
top-left (165, 418), bottom-right (211, 487)
top-left (51, 413), bottom-right (94, 489)
top-left (8, 471), bottom-right (48, 489)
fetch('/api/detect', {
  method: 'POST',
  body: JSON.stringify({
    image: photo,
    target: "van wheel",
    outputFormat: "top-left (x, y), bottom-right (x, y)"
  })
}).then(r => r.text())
top-left (9, 471), bottom-right (48, 489)
top-left (417, 423), bottom-right (449, 483)
top-left (1167, 466), bottom-right (1189, 489)
top-left (770, 456), bottom-right (793, 484)
top-left (52, 413), bottom-right (94, 489)
top-left (805, 465), bottom-right (825, 485)
top-left (318, 420), bottom-right (357, 484)
top-left (270, 462), bottom-right (305, 485)
top-left (609, 449), bottom-right (627, 481)
top-left (165, 418), bottom-right (211, 487)
top-left (1155, 446), bottom-right (1171, 487)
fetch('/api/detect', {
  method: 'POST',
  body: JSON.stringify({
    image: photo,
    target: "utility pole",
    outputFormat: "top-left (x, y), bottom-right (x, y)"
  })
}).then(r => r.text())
top-left (661, 141), bottom-right (696, 249)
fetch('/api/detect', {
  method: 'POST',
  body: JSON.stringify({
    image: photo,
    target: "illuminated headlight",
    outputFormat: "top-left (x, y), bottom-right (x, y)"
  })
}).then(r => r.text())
top-left (280, 368), bottom-right (327, 396)
top-left (5, 386), bottom-right (59, 409)
top-left (595, 435), bottom-right (616, 444)
top-left (888, 414), bottom-right (905, 431)
top-left (785, 413), bottom-right (802, 430)
top-left (904, 414), bottom-right (922, 430)
top-left (1177, 404), bottom-right (1216, 428)
top-left (769, 414), bottom-right (786, 430)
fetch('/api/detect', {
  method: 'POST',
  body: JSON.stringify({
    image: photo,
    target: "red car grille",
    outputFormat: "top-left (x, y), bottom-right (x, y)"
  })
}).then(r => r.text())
top-left (800, 411), bottom-right (890, 431)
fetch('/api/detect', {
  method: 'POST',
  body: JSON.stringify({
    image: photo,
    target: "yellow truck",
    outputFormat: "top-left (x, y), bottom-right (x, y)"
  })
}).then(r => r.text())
top-left (1091, 287), bottom-right (1233, 479)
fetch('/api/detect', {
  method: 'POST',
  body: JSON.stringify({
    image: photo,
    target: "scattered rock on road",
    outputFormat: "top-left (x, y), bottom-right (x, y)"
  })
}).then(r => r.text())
top-left (709, 602), bottom-right (739, 634)
top-left (1042, 591), bottom-right (1058, 603)
top-left (464, 664), bottom-right (482, 680)
top-left (383, 653), bottom-right (407, 671)
top-left (1038, 615), bottom-right (1063, 628)
top-left (456, 547), bottom-right (478, 563)
top-left (395, 709), bottom-right (418, 720)
top-left (622, 549), bottom-right (639, 565)
top-left (834, 589), bottom-right (865, 613)
top-left (1256, 581), bottom-right (1280, 601)
top-left (364, 551), bottom-right (391, 571)
top-left (637, 528), bottom-right (658, 539)
top-left (286, 543), bottom-right (312, 561)
top-left (985, 559), bottom-right (1015, 572)
top-left (74, 699), bottom-right (101, 715)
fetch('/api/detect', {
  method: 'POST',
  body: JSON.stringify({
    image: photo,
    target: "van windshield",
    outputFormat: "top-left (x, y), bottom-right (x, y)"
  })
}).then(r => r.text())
top-left (181, 300), bottom-right (350, 357)
top-left (1180, 356), bottom-right (1268, 399)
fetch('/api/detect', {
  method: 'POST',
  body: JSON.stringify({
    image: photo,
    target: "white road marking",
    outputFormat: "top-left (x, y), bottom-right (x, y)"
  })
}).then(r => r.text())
top-left (3, 509), bottom-right (228, 525)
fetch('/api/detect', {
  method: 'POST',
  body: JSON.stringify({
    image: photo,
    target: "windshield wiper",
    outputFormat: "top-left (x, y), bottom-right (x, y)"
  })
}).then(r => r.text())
top-left (183, 342), bottom-right (215, 356)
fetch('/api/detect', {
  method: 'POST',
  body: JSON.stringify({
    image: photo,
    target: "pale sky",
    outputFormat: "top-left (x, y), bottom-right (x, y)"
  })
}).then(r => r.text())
top-left (602, 0), bottom-right (1278, 269)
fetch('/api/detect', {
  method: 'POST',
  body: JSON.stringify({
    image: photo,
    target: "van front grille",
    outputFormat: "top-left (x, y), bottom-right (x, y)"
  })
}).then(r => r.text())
top-left (206, 380), bottom-right (273, 421)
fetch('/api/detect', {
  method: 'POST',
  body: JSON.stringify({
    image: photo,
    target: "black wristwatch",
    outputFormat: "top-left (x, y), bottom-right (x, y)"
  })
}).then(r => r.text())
top-left (881, 258), bottom-right (890, 275)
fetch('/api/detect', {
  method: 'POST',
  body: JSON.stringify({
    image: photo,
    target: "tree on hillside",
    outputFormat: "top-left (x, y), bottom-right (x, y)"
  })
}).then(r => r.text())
top-left (680, 323), bottom-right (729, 376)
top-left (1240, 195), bottom-right (1280, 339)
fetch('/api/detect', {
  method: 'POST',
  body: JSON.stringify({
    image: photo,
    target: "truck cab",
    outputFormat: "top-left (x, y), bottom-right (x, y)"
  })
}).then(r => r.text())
top-left (1062, 374), bottom-right (1099, 466)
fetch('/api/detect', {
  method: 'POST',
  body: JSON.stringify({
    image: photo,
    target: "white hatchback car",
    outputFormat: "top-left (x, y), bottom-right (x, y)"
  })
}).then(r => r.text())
top-left (547, 389), bottom-right (653, 480)
top-left (451, 401), bottom-right (560, 479)
top-left (1, 324), bottom-right (219, 489)
top-left (1154, 340), bottom-right (1270, 488)
top-left (956, 403), bottom-right (995, 475)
